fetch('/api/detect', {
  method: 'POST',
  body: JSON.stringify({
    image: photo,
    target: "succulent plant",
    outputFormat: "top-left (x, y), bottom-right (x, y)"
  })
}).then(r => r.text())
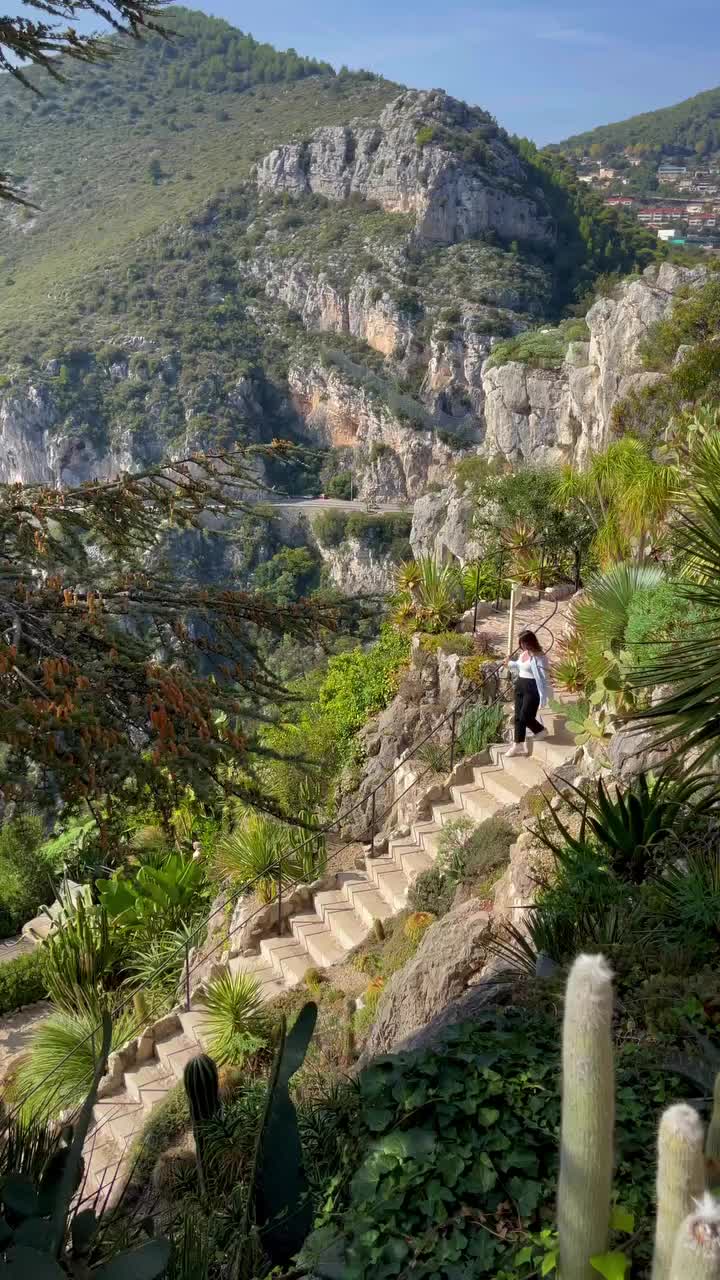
top-left (653, 1104), bottom-right (706, 1280)
top-left (0, 1011), bottom-right (170, 1278)
top-left (183, 1053), bottom-right (221, 1198)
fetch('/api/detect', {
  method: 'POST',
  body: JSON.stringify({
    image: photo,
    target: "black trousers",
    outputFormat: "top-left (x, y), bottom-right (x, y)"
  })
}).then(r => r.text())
top-left (514, 677), bottom-right (544, 743)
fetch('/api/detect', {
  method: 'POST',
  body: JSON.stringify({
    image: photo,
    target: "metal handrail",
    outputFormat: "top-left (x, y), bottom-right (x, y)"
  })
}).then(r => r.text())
top-left (2, 596), bottom-right (563, 1124)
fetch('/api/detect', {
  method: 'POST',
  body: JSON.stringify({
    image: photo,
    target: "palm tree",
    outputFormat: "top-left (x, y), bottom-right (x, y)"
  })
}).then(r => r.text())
top-left (555, 438), bottom-right (679, 566)
top-left (628, 436), bottom-right (720, 767)
top-left (572, 562), bottom-right (666, 681)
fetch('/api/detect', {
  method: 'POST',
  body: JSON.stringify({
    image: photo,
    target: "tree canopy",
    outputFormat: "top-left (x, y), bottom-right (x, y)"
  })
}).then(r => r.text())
top-left (0, 447), bottom-right (352, 829)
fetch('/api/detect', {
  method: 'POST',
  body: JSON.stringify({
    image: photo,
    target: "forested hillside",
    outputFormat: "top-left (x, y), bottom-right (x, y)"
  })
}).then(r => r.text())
top-left (557, 82), bottom-right (720, 156)
top-left (0, 6), bottom-right (396, 348)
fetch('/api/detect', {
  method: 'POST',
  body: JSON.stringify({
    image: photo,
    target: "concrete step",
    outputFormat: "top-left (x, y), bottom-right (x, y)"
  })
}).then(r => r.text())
top-left (124, 1059), bottom-right (174, 1106)
top-left (412, 822), bottom-right (443, 856)
top-left (85, 1136), bottom-right (124, 1199)
top-left (291, 911), bottom-right (351, 964)
top-left (103, 1097), bottom-right (145, 1148)
top-left (228, 954), bottom-right (287, 1000)
top-left (156, 1032), bottom-right (203, 1080)
top-left (480, 760), bottom-right (542, 805)
top-left (179, 1008), bottom-right (214, 1047)
top-left (303, 925), bottom-right (345, 970)
top-left (343, 879), bottom-right (394, 929)
top-left (280, 951), bottom-right (315, 986)
top-left (260, 934), bottom-right (309, 979)
top-left (501, 754), bottom-right (548, 787)
top-left (432, 800), bottom-right (465, 823)
top-left (321, 903), bottom-right (368, 951)
top-left (397, 846), bottom-right (433, 881)
top-left (456, 787), bottom-right (502, 823)
top-left (372, 863), bottom-right (410, 912)
top-left (530, 736), bottom-right (577, 767)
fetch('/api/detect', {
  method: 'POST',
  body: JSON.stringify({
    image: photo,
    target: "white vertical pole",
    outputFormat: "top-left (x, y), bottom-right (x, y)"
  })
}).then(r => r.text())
top-left (507, 582), bottom-right (521, 658)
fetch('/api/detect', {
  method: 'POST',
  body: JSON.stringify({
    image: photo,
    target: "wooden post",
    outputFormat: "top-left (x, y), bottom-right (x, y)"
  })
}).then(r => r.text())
top-left (507, 581), bottom-right (521, 658)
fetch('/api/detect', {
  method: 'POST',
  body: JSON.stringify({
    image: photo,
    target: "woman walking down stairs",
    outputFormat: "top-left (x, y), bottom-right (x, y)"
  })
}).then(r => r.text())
top-left (82, 706), bottom-right (578, 1203)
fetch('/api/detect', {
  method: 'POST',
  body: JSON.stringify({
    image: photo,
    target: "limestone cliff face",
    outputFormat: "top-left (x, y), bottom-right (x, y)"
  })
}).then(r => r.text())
top-left (288, 362), bottom-right (469, 499)
top-left (249, 258), bottom-right (410, 357)
top-left (481, 262), bottom-right (705, 467)
top-left (313, 537), bottom-right (398, 595)
top-left (0, 382), bottom-right (137, 486)
top-left (257, 90), bottom-right (553, 249)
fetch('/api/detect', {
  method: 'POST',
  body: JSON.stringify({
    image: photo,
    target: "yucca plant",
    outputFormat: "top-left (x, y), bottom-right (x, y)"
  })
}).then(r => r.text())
top-left (456, 702), bottom-right (506, 757)
top-left (41, 897), bottom-right (123, 1016)
top-left (198, 970), bottom-right (268, 1067)
top-left (7, 1005), bottom-right (136, 1123)
top-left (572, 562), bottom-right (666, 681)
top-left (213, 811), bottom-right (298, 903)
top-left (393, 555), bottom-right (465, 633)
top-left (555, 437), bottom-right (679, 565)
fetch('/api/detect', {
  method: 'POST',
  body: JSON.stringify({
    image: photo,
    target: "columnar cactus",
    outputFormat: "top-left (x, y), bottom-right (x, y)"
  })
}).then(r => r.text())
top-left (653, 1104), bottom-right (706, 1280)
top-left (557, 954), bottom-right (615, 1280)
top-left (706, 1073), bottom-right (720, 1167)
top-left (183, 1053), bottom-right (221, 1196)
top-left (669, 1194), bottom-right (720, 1280)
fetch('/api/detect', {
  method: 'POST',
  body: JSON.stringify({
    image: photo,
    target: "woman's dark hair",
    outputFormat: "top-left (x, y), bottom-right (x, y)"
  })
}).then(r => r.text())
top-left (518, 629), bottom-right (544, 655)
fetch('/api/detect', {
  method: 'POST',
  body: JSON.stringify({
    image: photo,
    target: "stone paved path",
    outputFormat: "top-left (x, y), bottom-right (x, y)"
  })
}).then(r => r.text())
top-left (0, 1001), bottom-right (52, 1083)
top-left (0, 936), bottom-right (35, 964)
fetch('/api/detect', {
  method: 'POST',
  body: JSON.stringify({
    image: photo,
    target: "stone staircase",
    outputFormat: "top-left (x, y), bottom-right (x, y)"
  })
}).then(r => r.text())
top-left (82, 709), bottom-right (577, 1203)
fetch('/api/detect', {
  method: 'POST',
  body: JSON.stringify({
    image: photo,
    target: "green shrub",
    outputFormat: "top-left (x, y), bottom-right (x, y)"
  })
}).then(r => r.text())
top-left (311, 1008), bottom-right (683, 1279)
top-left (408, 865), bottom-right (457, 917)
top-left (0, 948), bottom-right (46, 1016)
top-left (96, 852), bottom-right (209, 943)
top-left (313, 509), bottom-right (349, 547)
top-left (318, 626), bottom-right (410, 745)
top-left (415, 125), bottom-right (436, 147)
top-left (326, 470), bottom-right (352, 499)
top-left (0, 815), bottom-right (55, 939)
top-left (455, 702), bottom-right (506, 756)
top-left (418, 631), bottom-right (474, 656)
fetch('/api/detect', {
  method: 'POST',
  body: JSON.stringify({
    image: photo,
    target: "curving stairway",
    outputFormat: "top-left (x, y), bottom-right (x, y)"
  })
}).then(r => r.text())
top-left (83, 708), bottom-right (578, 1202)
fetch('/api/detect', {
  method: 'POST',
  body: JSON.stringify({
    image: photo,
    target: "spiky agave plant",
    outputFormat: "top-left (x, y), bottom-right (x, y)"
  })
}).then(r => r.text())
top-left (7, 1005), bottom-right (136, 1124)
top-left (198, 970), bottom-right (268, 1067)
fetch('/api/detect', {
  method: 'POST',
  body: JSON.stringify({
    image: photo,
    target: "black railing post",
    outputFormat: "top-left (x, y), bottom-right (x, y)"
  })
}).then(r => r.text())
top-left (472, 559), bottom-right (481, 633)
top-left (538, 543), bottom-right (545, 600)
top-left (450, 709), bottom-right (458, 771)
top-left (184, 938), bottom-right (191, 1012)
top-left (369, 791), bottom-right (376, 858)
top-left (277, 867), bottom-right (283, 937)
top-left (574, 545), bottom-right (582, 591)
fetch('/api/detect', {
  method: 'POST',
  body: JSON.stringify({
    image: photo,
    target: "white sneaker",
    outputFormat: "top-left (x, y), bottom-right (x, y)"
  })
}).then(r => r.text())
top-left (506, 743), bottom-right (528, 757)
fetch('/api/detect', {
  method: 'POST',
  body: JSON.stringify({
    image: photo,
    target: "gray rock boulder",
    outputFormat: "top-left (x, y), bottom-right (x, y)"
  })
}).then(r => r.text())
top-left (360, 900), bottom-right (492, 1058)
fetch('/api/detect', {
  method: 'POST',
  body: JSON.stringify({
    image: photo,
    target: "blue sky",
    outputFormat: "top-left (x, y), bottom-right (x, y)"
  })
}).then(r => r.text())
top-left (7, 0), bottom-right (720, 142)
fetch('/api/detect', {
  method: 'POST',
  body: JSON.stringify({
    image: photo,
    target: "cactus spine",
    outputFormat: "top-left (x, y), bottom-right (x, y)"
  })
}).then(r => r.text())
top-left (557, 953), bottom-right (615, 1280)
top-left (706, 1073), bottom-right (720, 1165)
top-left (653, 1104), bottom-right (706, 1280)
top-left (669, 1194), bottom-right (720, 1280)
top-left (183, 1053), bottom-right (221, 1196)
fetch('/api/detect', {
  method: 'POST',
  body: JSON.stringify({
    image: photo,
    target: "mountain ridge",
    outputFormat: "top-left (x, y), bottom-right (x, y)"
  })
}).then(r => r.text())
top-left (555, 82), bottom-right (720, 156)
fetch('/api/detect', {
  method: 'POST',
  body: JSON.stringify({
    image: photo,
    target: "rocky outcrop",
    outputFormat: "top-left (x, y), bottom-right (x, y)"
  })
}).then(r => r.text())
top-left (289, 362), bottom-right (468, 499)
top-left (257, 90), bottom-right (553, 249)
top-left (337, 643), bottom-right (473, 840)
top-left (481, 262), bottom-right (707, 467)
top-left (360, 899), bottom-right (493, 1058)
top-left (250, 259), bottom-right (410, 358)
top-left (410, 486), bottom-right (480, 561)
top-left (314, 537), bottom-right (398, 595)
